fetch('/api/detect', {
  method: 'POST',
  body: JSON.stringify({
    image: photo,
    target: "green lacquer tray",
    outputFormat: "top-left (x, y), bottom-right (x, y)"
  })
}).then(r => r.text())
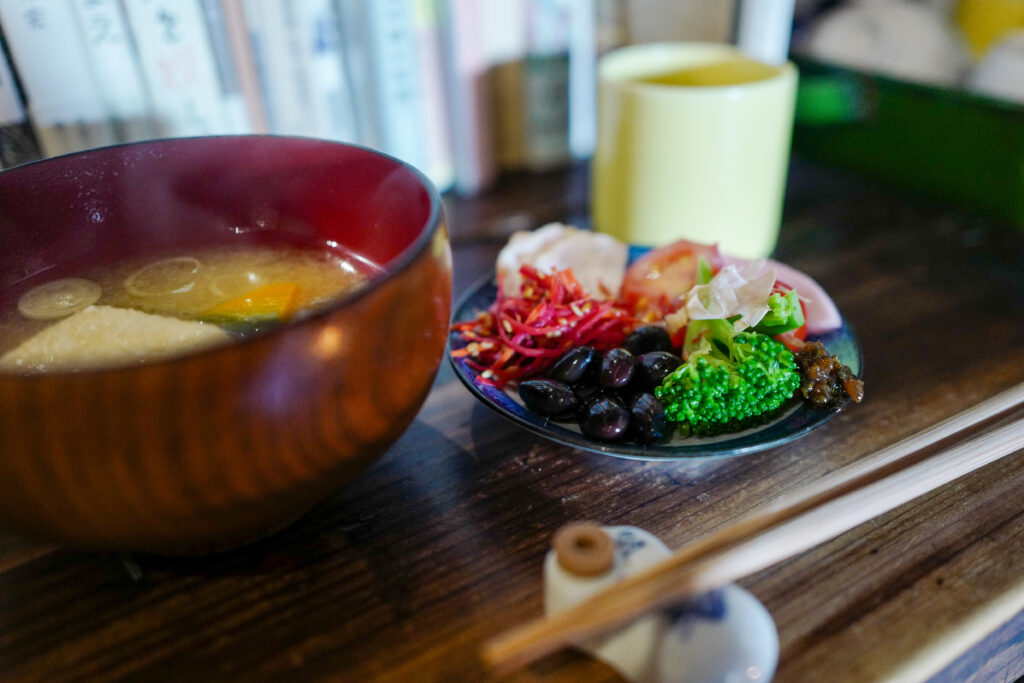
top-left (793, 57), bottom-right (1024, 231)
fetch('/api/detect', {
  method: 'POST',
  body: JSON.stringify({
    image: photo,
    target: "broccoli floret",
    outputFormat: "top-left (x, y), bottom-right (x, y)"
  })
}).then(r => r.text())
top-left (655, 318), bottom-right (800, 436)
top-left (753, 289), bottom-right (804, 337)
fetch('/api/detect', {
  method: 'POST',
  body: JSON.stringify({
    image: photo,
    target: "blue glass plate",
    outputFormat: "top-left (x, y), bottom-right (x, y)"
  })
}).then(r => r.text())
top-left (447, 251), bottom-right (862, 461)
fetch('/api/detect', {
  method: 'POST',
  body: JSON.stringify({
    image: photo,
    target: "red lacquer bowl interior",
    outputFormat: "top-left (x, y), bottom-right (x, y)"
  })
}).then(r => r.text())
top-left (0, 137), bottom-right (452, 553)
top-left (0, 136), bottom-right (436, 287)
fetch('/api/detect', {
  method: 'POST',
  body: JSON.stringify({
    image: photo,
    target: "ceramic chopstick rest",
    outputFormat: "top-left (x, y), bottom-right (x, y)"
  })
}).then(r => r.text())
top-left (544, 523), bottom-right (779, 683)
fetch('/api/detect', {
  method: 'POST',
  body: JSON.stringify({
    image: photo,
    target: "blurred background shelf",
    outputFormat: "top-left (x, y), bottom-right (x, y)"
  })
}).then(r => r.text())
top-left (0, 0), bottom-right (634, 194)
top-left (1, 0), bottom-right (1024, 229)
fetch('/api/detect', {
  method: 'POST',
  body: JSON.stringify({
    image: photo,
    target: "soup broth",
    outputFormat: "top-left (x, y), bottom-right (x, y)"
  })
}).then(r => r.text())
top-left (0, 243), bottom-right (378, 373)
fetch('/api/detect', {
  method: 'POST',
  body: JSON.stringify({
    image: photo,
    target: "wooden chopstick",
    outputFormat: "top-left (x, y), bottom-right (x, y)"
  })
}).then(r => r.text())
top-left (482, 382), bottom-right (1024, 673)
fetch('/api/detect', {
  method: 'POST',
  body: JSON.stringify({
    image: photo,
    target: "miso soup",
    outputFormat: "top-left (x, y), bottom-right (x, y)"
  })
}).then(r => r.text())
top-left (0, 243), bottom-right (379, 373)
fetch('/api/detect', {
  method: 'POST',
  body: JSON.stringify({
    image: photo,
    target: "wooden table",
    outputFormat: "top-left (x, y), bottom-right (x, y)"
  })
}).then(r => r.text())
top-left (1, 160), bottom-right (1023, 682)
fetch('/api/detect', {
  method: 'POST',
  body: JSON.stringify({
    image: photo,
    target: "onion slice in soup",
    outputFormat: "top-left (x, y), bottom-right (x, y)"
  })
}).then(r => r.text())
top-left (17, 277), bottom-right (102, 320)
top-left (124, 257), bottom-right (201, 297)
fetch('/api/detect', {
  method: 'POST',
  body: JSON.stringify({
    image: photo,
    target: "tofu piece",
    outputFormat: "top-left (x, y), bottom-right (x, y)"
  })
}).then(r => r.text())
top-left (496, 223), bottom-right (628, 299)
top-left (0, 305), bottom-right (232, 373)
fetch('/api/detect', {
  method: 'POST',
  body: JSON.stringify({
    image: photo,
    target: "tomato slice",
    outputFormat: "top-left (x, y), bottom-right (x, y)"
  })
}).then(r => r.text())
top-left (620, 239), bottom-right (723, 320)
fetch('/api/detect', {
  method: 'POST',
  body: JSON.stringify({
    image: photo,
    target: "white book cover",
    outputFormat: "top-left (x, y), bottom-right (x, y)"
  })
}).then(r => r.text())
top-left (295, 0), bottom-right (358, 143)
top-left (219, 0), bottom-right (267, 133)
top-left (364, 0), bottom-right (429, 173)
top-left (246, 0), bottom-right (356, 141)
top-left (122, 0), bottom-right (233, 137)
top-left (69, 0), bottom-right (155, 142)
top-left (412, 0), bottom-right (453, 191)
top-left (242, 0), bottom-right (313, 137)
top-left (438, 0), bottom-right (496, 195)
top-left (336, 0), bottom-right (380, 149)
top-left (199, 0), bottom-right (250, 133)
top-left (0, 0), bottom-right (117, 156)
top-left (566, 0), bottom-right (596, 160)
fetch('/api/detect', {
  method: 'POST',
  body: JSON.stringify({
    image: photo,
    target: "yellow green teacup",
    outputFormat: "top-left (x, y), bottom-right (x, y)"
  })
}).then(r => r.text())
top-left (592, 42), bottom-right (798, 258)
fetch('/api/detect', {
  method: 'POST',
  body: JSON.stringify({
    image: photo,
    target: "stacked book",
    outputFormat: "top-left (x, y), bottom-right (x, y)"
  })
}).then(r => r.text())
top-left (0, 0), bottom-right (626, 195)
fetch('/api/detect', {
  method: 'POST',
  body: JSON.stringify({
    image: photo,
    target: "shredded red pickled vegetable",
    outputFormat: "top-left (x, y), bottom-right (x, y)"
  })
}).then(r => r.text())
top-left (451, 264), bottom-right (638, 387)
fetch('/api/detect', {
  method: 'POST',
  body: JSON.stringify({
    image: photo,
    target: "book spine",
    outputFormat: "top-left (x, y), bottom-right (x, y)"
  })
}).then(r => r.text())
top-left (0, 33), bottom-right (21, 129)
top-left (243, 0), bottom-right (314, 136)
top-left (593, 0), bottom-right (627, 54)
top-left (69, 0), bottom-right (156, 142)
top-left (411, 0), bottom-right (453, 191)
top-left (199, 0), bottom-right (250, 133)
top-left (479, 0), bottom-right (527, 171)
top-left (0, 0), bottom-right (117, 156)
top-left (734, 0), bottom-right (794, 66)
top-left (438, 0), bottom-right (497, 195)
top-left (566, 0), bottom-right (596, 160)
top-left (122, 0), bottom-right (233, 137)
top-left (218, 0), bottom-right (267, 133)
top-left (295, 0), bottom-right (358, 143)
top-left (364, 0), bottom-right (430, 173)
top-left (0, 34), bottom-right (41, 167)
top-left (335, 0), bottom-right (380, 149)
top-left (0, 31), bottom-right (22, 128)
top-left (522, 0), bottom-right (572, 171)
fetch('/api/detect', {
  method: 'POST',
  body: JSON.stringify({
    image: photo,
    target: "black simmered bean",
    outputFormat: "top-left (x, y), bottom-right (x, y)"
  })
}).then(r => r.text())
top-left (549, 345), bottom-right (598, 385)
top-left (599, 348), bottom-right (635, 389)
top-left (628, 393), bottom-right (671, 444)
top-left (623, 325), bottom-right (673, 355)
top-left (632, 351), bottom-right (683, 393)
top-left (579, 396), bottom-right (630, 441)
top-left (519, 379), bottom-right (578, 418)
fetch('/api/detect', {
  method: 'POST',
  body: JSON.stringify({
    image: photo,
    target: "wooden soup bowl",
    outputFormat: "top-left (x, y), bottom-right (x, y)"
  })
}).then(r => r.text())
top-left (0, 137), bottom-right (452, 553)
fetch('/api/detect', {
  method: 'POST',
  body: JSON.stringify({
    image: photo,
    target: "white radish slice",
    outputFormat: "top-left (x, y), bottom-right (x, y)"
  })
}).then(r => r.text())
top-left (210, 271), bottom-right (263, 299)
top-left (723, 255), bottom-right (843, 335)
top-left (17, 278), bottom-right (102, 320)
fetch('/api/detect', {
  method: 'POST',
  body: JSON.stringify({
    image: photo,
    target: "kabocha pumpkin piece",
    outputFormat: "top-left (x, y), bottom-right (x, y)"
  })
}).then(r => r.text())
top-left (202, 282), bottom-right (301, 322)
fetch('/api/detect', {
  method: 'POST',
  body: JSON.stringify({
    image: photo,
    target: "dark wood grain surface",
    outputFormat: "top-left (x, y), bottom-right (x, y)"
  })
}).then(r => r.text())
top-left (1, 159), bottom-right (1023, 682)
